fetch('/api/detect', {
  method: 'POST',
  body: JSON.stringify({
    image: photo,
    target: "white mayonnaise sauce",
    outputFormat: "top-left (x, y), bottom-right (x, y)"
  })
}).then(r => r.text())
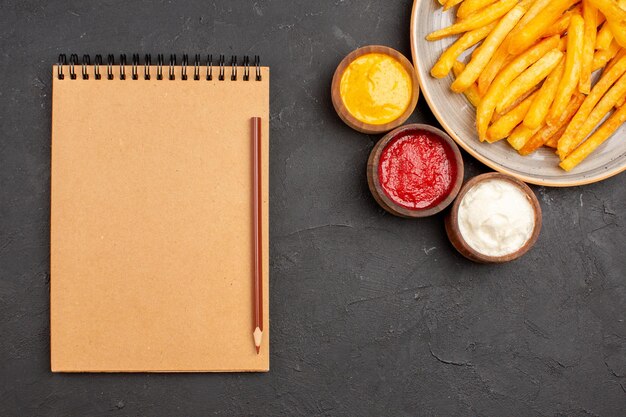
top-left (458, 179), bottom-right (535, 257)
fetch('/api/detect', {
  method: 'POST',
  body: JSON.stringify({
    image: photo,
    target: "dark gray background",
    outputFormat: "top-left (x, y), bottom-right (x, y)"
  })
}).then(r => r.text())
top-left (1, 0), bottom-right (625, 415)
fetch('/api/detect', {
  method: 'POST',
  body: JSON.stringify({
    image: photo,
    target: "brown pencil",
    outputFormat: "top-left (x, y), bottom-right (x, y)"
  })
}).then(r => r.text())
top-left (252, 117), bottom-right (263, 354)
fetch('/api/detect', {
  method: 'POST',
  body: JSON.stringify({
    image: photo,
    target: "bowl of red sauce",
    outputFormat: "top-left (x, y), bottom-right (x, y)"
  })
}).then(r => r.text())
top-left (367, 124), bottom-right (464, 217)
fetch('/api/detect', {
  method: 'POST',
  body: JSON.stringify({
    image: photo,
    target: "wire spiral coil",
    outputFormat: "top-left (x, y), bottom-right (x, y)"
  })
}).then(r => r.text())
top-left (57, 54), bottom-right (262, 81)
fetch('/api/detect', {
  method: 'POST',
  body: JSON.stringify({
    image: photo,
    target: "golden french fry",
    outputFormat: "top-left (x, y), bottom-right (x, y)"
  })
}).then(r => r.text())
top-left (430, 23), bottom-right (496, 78)
top-left (558, 71), bottom-right (626, 158)
top-left (557, 54), bottom-right (626, 156)
top-left (607, 20), bottom-right (626, 48)
top-left (477, 45), bottom-right (510, 95)
top-left (524, 60), bottom-right (565, 129)
top-left (516, 0), bottom-right (553, 30)
top-left (580, 1), bottom-right (599, 94)
top-left (486, 92), bottom-right (537, 142)
top-left (616, 92), bottom-right (626, 106)
top-left (589, 0), bottom-right (626, 21)
top-left (596, 22), bottom-right (614, 49)
top-left (451, 6), bottom-right (525, 92)
top-left (452, 61), bottom-right (482, 107)
top-left (592, 40), bottom-right (620, 71)
top-left (507, 124), bottom-right (541, 150)
top-left (457, 0), bottom-right (497, 19)
top-left (590, 0), bottom-right (626, 47)
top-left (560, 101), bottom-right (626, 171)
top-left (548, 14), bottom-right (585, 127)
top-left (426, 0), bottom-right (518, 41)
top-left (445, 0), bottom-right (464, 11)
top-left (477, 0), bottom-right (554, 94)
top-left (545, 134), bottom-right (559, 148)
top-left (508, 0), bottom-right (579, 55)
top-left (604, 47), bottom-right (625, 73)
top-left (543, 6), bottom-right (583, 37)
top-left (498, 85), bottom-right (541, 114)
top-left (519, 93), bottom-right (585, 155)
top-left (476, 35), bottom-right (561, 141)
top-left (496, 50), bottom-right (563, 113)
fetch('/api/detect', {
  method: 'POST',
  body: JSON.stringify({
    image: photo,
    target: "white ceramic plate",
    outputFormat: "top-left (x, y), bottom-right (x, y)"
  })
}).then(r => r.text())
top-left (410, 0), bottom-right (626, 186)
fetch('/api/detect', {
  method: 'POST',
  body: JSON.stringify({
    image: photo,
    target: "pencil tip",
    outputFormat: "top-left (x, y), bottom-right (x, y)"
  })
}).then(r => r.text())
top-left (253, 327), bottom-right (263, 354)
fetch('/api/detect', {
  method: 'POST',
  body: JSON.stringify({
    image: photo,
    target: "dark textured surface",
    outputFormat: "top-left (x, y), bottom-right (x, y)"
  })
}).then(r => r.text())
top-left (1, 0), bottom-right (625, 415)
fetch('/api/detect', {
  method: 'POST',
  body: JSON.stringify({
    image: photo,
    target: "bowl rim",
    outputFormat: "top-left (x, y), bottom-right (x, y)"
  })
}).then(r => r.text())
top-left (445, 172), bottom-right (543, 263)
top-left (367, 123), bottom-right (465, 218)
top-left (331, 45), bottom-right (420, 135)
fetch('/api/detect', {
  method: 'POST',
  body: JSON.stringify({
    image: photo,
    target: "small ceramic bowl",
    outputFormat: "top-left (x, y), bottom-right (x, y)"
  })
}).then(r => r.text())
top-left (331, 45), bottom-right (419, 134)
top-left (367, 123), bottom-right (464, 218)
top-left (445, 173), bottom-right (542, 263)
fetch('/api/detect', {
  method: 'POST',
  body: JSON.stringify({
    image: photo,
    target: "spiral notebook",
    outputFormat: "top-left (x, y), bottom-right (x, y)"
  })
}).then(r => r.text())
top-left (50, 54), bottom-right (269, 372)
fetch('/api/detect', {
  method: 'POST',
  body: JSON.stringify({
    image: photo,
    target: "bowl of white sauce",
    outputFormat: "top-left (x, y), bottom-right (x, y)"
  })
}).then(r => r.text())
top-left (445, 173), bottom-right (542, 263)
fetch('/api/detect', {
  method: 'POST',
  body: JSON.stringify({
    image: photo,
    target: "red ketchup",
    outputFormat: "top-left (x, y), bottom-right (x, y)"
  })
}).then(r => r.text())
top-left (378, 130), bottom-right (457, 210)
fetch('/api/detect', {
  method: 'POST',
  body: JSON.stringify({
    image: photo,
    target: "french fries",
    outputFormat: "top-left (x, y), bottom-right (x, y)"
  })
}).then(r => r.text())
top-left (560, 101), bottom-right (626, 170)
top-left (444, 0), bottom-right (464, 11)
top-left (559, 71), bottom-right (626, 157)
top-left (451, 6), bottom-right (525, 93)
top-left (544, 5), bottom-right (582, 37)
top-left (524, 60), bottom-right (565, 129)
top-left (457, 0), bottom-right (498, 19)
top-left (548, 14), bottom-right (584, 126)
top-left (427, 0), bottom-right (626, 170)
top-left (426, 0), bottom-right (519, 41)
top-left (508, 0), bottom-right (578, 55)
top-left (487, 91), bottom-right (537, 142)
top-left (557, 54), bottom-right (626, 157)
top-left (431, 23), bottom-right (496, 79)
top-left (519, 93), bottom-right (585, 155)
top-left (595, 22), bottom-right (614, 50)
top-left (589, 0), bottom-right (626, 47)
top-left (496, 50), bottom-right (563, 113)
top-left (477, 36), bottom-right (560, 141)
top-left (507, 124), bottom-right (540, 150)
top-left (477, 45), bottom-right (510, 95)
top-left (592, 40), bottom-right (620, 71)
top-left (452, 61), bottom-right (483, 107)
top-left (579, 1), bottom-right (598, 94)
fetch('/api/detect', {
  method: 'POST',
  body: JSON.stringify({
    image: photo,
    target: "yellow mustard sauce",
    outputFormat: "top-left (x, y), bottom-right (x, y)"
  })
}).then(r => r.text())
top-left (340, 53), bottom-right (412, 125)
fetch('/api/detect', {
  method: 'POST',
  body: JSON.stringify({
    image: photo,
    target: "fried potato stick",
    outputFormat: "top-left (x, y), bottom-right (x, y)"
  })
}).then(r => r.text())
top-left (519, 93), bottom-right (585, 155)
top-left (560, 100), bottom-right (626, 170)
top-left (451, 6), bottom-right (525, 92)
top-left (452, 61), bottom-right (482, 107)
top-left (548, 14), bottom-right (585, 126)
top-left (558, 70), bottom-right (626, 158)
top-left (431, 23), bottom-right (496, 78)
top-left (457, 0), bottom-right (498, 19)
top-left (507, 124), bottom-right (542, 150)
top-left (476, 36), bottom-right (561, 141)
top-left (557, 54), bottom-right (626, 157)
top-left (426, 0), bottom-right (519, 41)
top-left (524, 59), bottom-right (565, 129)
top-left (595, 22), bottom-right (614, 49)
top-left (496, 49), bottom-right (564, 113)
top-left (508, 0), bottom-right (579, 55)
top-left (580, 1), bottom-right (599, 94)
top-left (486, 91), bottom-right (537, 142)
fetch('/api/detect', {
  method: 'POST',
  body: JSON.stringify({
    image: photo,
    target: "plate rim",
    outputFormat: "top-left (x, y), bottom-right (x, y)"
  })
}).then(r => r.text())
top-left (409, 0), bottom-right (626, 187)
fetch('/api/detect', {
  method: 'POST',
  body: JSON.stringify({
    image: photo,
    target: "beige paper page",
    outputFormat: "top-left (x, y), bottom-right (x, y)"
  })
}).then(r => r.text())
top-left (50, 65), bottom-right (269, 372)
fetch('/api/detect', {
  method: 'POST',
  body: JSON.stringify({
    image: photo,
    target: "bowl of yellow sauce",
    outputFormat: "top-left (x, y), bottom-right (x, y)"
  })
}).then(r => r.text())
top-left (332, 45), bottom-right (419, 134)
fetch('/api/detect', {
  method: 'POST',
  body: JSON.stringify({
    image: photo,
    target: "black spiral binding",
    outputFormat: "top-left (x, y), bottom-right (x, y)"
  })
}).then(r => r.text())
top-left (57, 54), bottom-right (262, 81)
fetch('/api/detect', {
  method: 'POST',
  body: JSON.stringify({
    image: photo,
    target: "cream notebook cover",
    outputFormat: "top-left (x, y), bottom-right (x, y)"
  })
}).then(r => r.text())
top-left (50, 54), bottom-right (269, 372)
